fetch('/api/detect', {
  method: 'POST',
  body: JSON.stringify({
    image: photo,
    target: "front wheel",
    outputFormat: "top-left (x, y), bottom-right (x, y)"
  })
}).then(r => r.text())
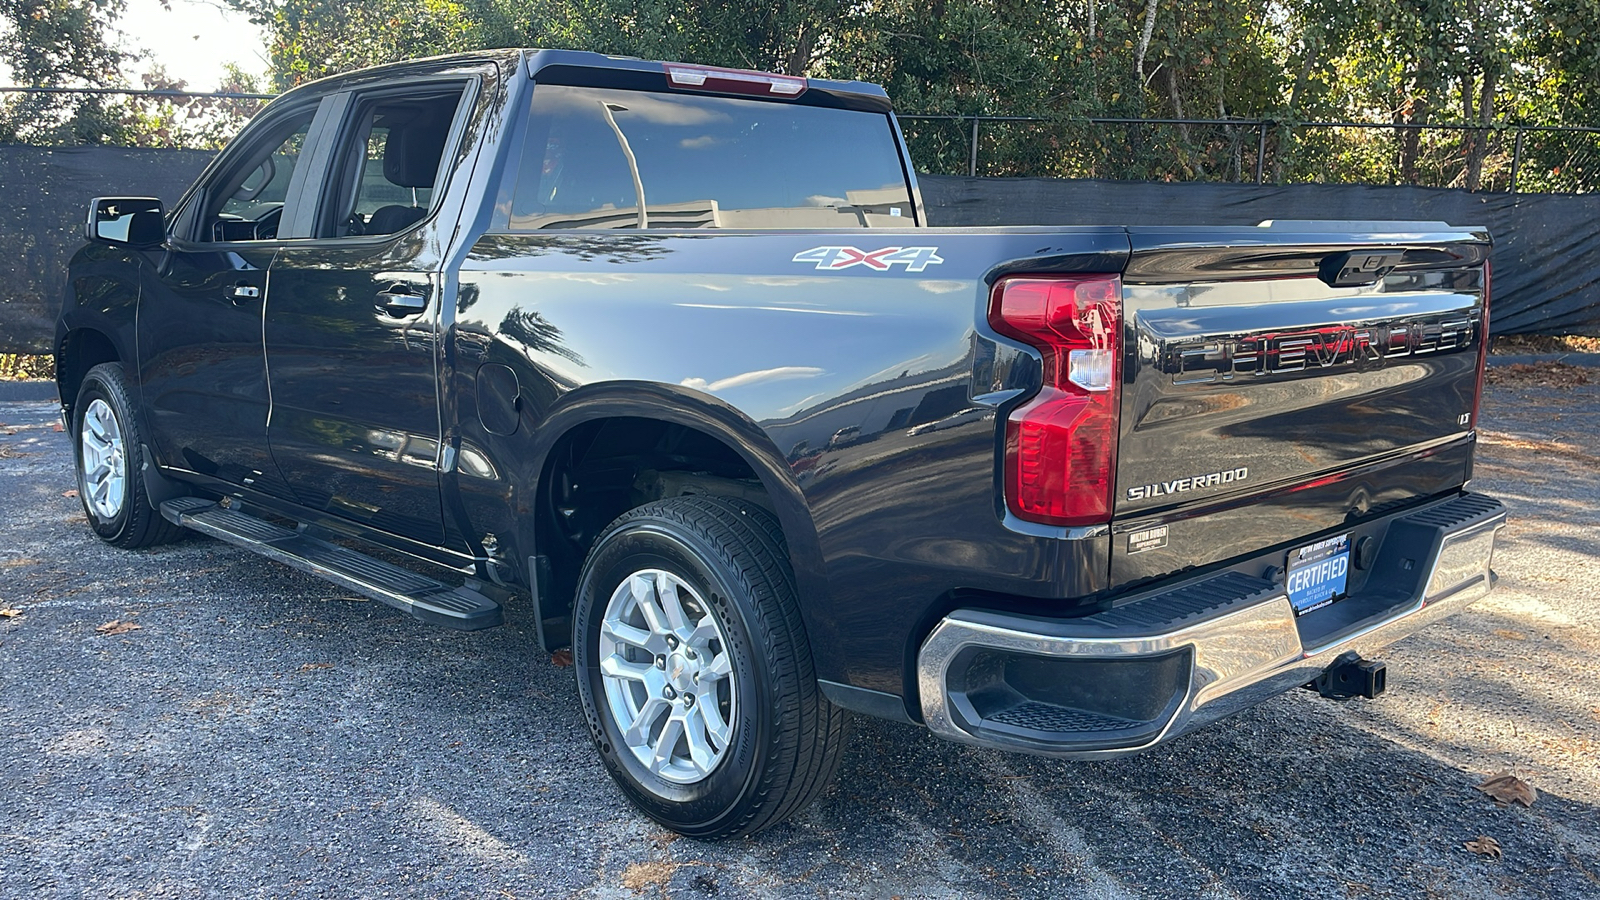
top-left (72, 362), bottom-right (184, 549)
top-left (572, 495), bottom-right (847, 838)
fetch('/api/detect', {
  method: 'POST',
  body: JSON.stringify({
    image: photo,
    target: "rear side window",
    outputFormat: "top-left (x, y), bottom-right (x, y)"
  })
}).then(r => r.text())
top-left (321, 87), bottom-right (467, 238)
top-left (509, 84), bottom-right (913, 230)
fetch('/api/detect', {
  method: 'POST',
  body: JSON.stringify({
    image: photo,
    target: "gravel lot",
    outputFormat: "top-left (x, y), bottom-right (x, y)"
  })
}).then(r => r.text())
top-left (1, 380), bottom-right (1596, 899)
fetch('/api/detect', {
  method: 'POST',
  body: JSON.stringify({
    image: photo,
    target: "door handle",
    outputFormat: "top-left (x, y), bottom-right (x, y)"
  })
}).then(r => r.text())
top-left (376, 288), bottom-right (428, 317)
top-left (230, 283), bottom-right (261, 301)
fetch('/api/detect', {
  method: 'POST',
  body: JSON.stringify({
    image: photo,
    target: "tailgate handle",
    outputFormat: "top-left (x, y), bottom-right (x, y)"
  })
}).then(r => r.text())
top-left (1319, 250), bottom-right (1406, 288)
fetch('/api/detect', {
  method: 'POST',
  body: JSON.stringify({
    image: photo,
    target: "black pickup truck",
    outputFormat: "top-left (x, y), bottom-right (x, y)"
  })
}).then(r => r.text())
top-left (60, 49), bottom-right (1506, 838)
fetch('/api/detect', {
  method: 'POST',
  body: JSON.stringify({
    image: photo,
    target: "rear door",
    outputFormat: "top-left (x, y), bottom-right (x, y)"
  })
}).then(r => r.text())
top-left (263, 71), bottom-right (486, 547)
top-left (1111, 224), bottom-right (1490, 586)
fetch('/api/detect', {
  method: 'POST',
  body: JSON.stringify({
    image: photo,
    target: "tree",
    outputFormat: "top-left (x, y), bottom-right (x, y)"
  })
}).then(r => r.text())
top-left (0, 0), bottom-right (132, 143)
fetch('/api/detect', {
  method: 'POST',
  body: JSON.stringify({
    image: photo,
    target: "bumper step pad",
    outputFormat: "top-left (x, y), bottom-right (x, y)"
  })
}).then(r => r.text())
top-left (159, 498), bottom-right (502, 631)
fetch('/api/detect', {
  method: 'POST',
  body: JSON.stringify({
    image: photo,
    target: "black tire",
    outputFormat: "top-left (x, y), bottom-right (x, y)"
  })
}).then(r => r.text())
top-left (72, 362), bottom-right (185, 549)
top-left (572, 495), bottom-right (848, 838)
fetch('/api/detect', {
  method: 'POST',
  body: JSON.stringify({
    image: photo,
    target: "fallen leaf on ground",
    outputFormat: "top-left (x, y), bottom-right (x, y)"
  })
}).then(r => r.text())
top-left (620, 860), bottom-right (677, 893)
top-left (52, 422), bottom-right (64, 432)
top-left (550, 648), bottom-right (573, 667)
top-left (1477, 771), bottom-right (1538, 807)
top-left (1464, 835), bottom-right (1503, 859)
top-left (95, 620), bottom-right (141, 636)
top-left (1485, 362), bottom-right (1591, 387)
top-left (0, 608), bottom-right (21, 618)
top-left (299, 662), bottom-right (333, 672)
top-left (62, 489), bottom-right (78, 498)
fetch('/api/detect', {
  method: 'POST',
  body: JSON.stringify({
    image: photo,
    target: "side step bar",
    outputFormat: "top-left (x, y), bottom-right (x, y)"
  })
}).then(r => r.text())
top-left (160, 498), bottom-right (503, 631)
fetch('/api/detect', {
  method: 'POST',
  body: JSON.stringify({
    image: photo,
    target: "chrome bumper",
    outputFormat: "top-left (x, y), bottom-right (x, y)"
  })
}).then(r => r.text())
top-left (917, 493), bottom-right (1507, 758)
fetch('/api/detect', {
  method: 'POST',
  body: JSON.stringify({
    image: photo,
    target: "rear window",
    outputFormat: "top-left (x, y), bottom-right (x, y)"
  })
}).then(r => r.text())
top-left (509, 84), bottom-right (913, 230)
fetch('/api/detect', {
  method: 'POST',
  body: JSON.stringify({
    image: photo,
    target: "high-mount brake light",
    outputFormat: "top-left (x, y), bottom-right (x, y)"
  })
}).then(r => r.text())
top-left (1471, 259), bottom-right (1492, 429)
top-left (989, 275), bottom-right (1123, 527)
top-left (665, 63), bottom-right (807, 98)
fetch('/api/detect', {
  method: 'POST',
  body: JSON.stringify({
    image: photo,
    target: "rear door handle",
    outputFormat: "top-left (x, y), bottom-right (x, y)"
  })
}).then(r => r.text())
top-left (376, 288), bottom-right (428, 316)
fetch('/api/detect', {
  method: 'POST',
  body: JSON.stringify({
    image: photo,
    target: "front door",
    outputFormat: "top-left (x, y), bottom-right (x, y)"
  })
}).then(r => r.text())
top-left (137, 99), bottom-right (325, 496)
top-left (264, 82), bottom-right (473, 546)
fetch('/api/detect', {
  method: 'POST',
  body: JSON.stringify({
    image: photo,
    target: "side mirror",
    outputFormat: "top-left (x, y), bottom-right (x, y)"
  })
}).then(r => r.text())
top-left (86, 197), bottom-right (166, 248)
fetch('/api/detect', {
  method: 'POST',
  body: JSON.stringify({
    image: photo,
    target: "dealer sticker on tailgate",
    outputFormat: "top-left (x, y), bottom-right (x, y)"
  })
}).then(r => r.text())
top-left (1286, 534), bottom-right (1351, 615)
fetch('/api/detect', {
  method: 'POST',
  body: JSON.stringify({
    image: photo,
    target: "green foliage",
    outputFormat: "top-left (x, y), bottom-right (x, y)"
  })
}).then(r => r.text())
top-left (0, 0), bottom-right (132, 143)
top-left (14, 0), bottom-right (1600, 188)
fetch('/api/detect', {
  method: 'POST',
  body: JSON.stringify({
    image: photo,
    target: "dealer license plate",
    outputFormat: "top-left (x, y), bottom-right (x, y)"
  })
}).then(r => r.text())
top-left (1286, 534), bottom-right (1351, 616)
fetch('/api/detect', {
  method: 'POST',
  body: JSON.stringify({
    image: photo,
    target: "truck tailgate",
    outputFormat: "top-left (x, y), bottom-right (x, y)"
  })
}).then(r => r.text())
top-left (1110, 224), bottom-right (1490, 588)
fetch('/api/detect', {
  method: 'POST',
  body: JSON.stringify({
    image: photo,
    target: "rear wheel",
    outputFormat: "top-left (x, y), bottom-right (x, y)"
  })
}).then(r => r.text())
top-left (73, 363), bottom-right (184, 549)
top-left (572, 495), bottom-right (847, 838)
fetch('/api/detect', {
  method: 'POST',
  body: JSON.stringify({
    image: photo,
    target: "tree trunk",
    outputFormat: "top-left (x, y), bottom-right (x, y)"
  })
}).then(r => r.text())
top-left (1397, 65), bottom-right (1429, 184)
top-left (1463, 69), bottom-right (1497, 191)
top-left (1134, 0), bottom-right (1160, 90)
top-left (1276, 38), bottom-right (1320, 182)
top-left (785, 22), bottom-right (815, 76)
top-left (1166, 67), bottom-right (1205, 177)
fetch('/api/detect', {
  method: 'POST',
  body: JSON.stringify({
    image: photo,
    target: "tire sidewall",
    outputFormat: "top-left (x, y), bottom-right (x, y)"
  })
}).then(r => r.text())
top-left (573, 519), bottom-right (772, 834)
top-left (73, 370), bottom-right (135, 542)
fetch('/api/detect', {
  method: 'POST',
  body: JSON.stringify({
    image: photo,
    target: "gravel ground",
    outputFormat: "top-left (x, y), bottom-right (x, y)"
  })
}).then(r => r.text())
top-left (1, 382), bottom-right (1596, 900)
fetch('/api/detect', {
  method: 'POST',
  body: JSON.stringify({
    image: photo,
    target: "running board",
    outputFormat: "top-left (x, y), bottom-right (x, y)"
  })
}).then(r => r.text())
top-left (159, 497), bottom-right (503, 631)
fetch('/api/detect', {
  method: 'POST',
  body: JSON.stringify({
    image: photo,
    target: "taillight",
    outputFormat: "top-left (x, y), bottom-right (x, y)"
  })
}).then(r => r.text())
top-left (1470, 259), bottom-right (1492, 429)
top-left (989, 275), bottom-right (1122, 526)
top-left (665, 63), bottom-right (807, 98)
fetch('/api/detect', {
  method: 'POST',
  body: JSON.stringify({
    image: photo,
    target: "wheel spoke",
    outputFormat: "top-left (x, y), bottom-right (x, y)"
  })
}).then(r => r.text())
top-left (705, 651), bottom-right (732, 679)
top-left (601, 618), bottom-right (655, 653)
top-left (681, 706), bottom-right (716, 773)
top-left (623, 695), bottom-right (670, 748)
top-left (649, 714), bottom-right (686, 775)
top-left (657, 574), bottom-right (693, 633)
top-left (699, 698), bottom-right (732, 752)
top-left (600, 654), bottom-right (652, 684)
top-left (686, 617), bottom-right (720, 650)
top-left (631, 574), bottom-right (668, 635)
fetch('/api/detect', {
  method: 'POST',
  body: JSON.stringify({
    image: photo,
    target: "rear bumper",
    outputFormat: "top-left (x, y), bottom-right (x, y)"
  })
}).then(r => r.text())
top-left (917, 492), bottom-right (1506, 758)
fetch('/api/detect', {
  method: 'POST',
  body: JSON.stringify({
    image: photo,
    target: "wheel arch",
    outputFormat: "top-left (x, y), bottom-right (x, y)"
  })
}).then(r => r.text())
top-left (56, 327), bottom-right (124, 419)
top-left (522, 381), bottom-right (830, 654)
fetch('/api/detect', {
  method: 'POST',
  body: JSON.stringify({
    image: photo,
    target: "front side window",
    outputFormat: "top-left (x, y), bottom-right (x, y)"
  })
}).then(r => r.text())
top-left (322, 87), bottom-right (467, 238)
top-left (510, 84), bottom-right (913, 230)
top-left (200, 109), bottom-right (314, 242)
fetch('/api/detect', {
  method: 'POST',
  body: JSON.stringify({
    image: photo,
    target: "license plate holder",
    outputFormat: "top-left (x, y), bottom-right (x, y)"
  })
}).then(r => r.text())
top-left (1286, 534), bottom-right (1351, 616)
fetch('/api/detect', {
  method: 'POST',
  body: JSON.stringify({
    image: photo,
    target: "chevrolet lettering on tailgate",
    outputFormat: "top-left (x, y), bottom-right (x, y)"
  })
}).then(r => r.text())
top-left (1169, 316), bottom-right (1479, 385)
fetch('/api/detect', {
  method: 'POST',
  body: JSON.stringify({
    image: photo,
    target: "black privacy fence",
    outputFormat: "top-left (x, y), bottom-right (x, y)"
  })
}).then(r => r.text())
top-left (919, 175), bottom-right (1600, 337)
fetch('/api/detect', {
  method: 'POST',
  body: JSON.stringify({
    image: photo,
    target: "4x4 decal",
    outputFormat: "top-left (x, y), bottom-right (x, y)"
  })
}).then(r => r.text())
top-left (792, 245), bottom-right (945, 273)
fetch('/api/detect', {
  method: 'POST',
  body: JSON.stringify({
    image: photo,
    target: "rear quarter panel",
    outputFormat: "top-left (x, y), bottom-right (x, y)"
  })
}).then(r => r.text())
top-left (452, 227), bottom-right (1127, 696)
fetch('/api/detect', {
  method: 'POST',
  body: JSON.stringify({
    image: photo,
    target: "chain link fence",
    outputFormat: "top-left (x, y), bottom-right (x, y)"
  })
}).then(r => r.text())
top-left (5, 87), bottom-right (1600, 191)
top-left (901, 115), bottom-right (1600, 193)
